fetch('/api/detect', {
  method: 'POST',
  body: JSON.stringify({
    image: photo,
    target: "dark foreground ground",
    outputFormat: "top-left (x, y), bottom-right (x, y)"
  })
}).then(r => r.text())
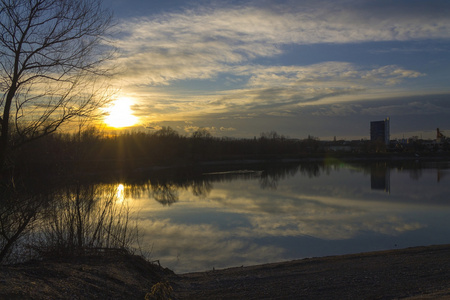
top-left (1, 244), bottom-right (450, 299)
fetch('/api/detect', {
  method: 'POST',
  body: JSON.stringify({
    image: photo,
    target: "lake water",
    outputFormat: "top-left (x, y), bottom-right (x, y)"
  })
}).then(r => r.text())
top-left (109, 160), bottom-right (450, 273)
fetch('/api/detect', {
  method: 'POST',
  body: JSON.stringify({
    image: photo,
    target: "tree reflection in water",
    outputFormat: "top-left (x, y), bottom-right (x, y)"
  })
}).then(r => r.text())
top-left (1, 182), bottom-right (138, 264)
top-left (191, 180), bottom-right (212, 199)
top-left (0, 180), bottom-right (47, 263)
top-left (152, 183), bottom-right (179, 206)
top-left (2, 160), bottom-right (447, 265)
top-left (37, 184), bottom-right (138, 256)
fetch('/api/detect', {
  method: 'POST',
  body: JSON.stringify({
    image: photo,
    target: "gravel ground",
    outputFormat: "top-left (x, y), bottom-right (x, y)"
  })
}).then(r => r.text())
top-left (1, 244), bottom-right (450, 299)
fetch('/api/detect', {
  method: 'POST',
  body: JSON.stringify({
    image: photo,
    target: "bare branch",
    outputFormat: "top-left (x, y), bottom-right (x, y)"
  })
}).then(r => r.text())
top-left (0, 0), bottom-right (114, 167)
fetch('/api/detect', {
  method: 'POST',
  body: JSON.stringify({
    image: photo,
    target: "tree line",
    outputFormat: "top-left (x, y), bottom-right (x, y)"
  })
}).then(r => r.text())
top-left (12, 127), bottom-right (324, 175)
top-left (12, 125), bottom-right (450, 178)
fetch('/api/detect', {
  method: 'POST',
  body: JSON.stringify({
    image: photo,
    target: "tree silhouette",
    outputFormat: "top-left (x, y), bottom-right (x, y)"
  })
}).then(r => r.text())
top-left (0, 0), bottom-right (113, 169)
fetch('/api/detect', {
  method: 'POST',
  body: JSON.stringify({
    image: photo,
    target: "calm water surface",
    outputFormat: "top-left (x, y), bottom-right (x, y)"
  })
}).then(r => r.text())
top-left (112, 161), bottom-right (450, 273)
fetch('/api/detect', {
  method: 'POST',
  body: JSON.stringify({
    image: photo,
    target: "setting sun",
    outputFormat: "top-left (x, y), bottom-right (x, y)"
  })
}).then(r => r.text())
top-left (104, 97), bottom-right (138, 128)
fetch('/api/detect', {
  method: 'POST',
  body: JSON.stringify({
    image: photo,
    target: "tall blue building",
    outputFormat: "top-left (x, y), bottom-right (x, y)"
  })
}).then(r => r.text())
top-left (370, 117), bottom-right (390, 145)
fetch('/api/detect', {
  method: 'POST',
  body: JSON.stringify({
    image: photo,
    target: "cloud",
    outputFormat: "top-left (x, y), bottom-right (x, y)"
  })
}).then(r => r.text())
top-left (203, 63), bottom-right (422, 115)
top-left (209, 190), bottom-right (425, 240)
top-left (308, 94), bottom-right (450, 117)
top-left (311, 104), bottom-right (362, 117)
top-left (183, 125), bottom-right (219, 134)
top-left (220, 126), bottom-right (236, 132)
top-left (369, 45), bottom-right (449, 55)
top-left (244, 63), bottom-right (423, 87)
top-left (182, 125), bottom-right (199, 133)
top-left (361, 65), bottom-right (423, 85)
top-left (111, 2), bottom-right (441, 86)
top-left (359, 97), bottom-right (450, 116)
top-left (137, 218), bottom-right (285, 272)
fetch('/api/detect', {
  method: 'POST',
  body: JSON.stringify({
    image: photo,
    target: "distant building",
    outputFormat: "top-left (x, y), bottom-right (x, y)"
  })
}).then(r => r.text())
top-left (370, 117), bottom-right (390, 145)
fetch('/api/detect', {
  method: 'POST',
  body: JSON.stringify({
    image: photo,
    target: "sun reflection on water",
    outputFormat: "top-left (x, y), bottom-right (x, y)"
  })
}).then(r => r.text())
top-left (116, 183), bottom-right (125, 203)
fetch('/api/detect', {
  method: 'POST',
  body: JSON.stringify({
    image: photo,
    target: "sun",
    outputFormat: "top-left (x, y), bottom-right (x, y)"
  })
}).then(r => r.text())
top-left (104, 97), bottom-right (138, 128)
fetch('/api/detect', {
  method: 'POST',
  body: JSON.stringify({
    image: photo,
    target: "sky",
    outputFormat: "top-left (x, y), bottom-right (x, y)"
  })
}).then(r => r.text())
top-left (104, 0), bottom-right (450, 140)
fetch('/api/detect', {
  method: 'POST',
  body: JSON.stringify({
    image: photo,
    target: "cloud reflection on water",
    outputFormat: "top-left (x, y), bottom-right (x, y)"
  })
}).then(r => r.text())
top-left (116, 162), bottom-right (450, 273)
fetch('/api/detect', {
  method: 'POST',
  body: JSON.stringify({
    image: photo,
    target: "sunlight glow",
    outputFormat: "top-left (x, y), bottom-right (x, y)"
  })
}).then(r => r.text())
top-left (104, 97), bottom-right (138, 128)
top-left (116, 183), bottom-right (125, 203)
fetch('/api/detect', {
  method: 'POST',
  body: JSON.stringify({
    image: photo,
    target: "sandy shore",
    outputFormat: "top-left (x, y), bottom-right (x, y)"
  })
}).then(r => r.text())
top-left (174, 244), bottom-right (450, 299)
top-left (1, 244), bottom-right (450, 299)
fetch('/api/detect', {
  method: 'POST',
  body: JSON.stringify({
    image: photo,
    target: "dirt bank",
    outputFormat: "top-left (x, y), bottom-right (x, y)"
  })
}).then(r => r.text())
top-left (0, 253), bottom-right (174, 299)
top-left (1, 244), bottom-right (450, 299)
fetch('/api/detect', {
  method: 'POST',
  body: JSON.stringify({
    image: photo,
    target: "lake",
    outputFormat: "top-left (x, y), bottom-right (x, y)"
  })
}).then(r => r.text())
top-left (103, 160), bottom-right (450, 273)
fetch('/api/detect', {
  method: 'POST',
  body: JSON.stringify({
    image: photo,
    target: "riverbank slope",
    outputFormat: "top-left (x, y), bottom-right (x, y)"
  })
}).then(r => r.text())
top-left (1, 244), bottom-right (450, 299)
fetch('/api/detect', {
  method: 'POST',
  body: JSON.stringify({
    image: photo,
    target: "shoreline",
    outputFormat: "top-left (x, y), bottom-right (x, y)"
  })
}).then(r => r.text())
top-left (175, 244), bottom-right (450, 299)
top-left (14, 152), bottom-right (450, 178)
top-left (2, 244), bottom-right (450, 299)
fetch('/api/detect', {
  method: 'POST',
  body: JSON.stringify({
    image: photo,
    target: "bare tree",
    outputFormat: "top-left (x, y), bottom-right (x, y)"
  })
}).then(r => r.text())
top-left (0, 0), bottom-right (113, 169)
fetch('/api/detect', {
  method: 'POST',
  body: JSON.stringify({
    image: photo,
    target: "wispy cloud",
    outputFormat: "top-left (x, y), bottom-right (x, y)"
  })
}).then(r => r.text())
top-left (360, 99), bottom-right (450, 116)
top-left (309, 94), bottom-right (450, 117)
top-left (180, 62), bottom-right (423, 116)
top-left (112, 2), bottom-right (440, 86)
